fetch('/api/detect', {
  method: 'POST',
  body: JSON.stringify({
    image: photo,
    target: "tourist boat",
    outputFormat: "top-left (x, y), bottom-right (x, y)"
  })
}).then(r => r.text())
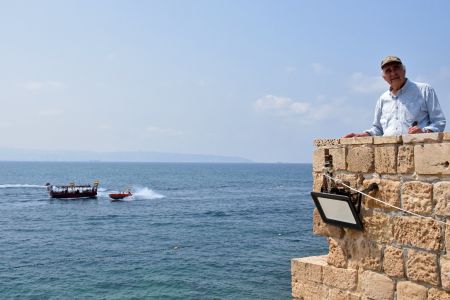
top-left (45, 180), bottom-right (99, 199)
top-left (109, 189), bottom-right (132, 201)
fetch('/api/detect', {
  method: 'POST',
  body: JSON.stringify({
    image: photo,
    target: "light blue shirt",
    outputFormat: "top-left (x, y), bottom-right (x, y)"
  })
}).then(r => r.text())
top-left (366, 79), bottom-right (446, 136)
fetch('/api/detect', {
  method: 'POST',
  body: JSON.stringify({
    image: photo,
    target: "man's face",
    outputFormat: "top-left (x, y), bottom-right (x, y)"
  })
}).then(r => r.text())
top-left (382, 63), bottom-right (406, 88)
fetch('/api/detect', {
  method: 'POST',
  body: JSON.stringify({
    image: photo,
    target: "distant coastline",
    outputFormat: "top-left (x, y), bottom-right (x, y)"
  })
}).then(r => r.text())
top-left (0, 148), bottom-right (252, 163)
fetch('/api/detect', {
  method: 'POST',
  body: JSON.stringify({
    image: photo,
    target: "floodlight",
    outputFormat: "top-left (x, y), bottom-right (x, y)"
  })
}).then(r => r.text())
top-left (311, 192), bottom-right (364, 230)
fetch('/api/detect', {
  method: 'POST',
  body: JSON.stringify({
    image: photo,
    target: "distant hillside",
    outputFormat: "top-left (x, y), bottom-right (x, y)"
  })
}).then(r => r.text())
top-left (0, 148), bottom-right (252, 163)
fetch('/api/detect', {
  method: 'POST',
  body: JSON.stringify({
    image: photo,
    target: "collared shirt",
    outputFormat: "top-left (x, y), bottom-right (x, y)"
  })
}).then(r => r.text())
top-left (366, 79), bottom-right (446, 136)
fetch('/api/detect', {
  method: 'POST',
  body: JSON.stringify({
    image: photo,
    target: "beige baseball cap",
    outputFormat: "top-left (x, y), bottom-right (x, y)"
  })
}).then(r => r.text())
top-left (381, 56), bottom-right (402, 69)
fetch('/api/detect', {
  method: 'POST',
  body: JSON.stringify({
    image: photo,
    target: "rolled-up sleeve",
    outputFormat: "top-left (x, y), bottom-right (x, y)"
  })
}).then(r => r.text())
top-left (365, 98), bottom-right (384, 136)
top-left (423, 86), bottom-right (446, 132)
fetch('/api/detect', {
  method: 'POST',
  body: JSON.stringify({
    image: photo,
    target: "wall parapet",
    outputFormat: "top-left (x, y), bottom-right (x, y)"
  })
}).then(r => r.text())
top-left (292, 132), bottom-right (450, 300)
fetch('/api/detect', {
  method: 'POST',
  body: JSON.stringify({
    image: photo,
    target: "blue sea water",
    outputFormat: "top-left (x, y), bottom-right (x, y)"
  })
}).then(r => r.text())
top-left (0, 162), bottom-right (327, 299)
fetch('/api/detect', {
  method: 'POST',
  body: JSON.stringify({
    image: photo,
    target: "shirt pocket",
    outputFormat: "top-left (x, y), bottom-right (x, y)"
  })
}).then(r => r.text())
top-left (404, 98), bottom-right (424, 123)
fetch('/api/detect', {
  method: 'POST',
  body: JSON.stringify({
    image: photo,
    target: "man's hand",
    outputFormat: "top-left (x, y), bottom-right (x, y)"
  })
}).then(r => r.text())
top-left (342, 132), bottom-right (370, 138)
top-left (408, 126), bottom-right (425, 134)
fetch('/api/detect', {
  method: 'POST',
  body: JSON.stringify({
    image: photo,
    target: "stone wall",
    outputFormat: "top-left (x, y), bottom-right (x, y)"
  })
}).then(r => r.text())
top-left (292, 132), bottom-right (450, 300)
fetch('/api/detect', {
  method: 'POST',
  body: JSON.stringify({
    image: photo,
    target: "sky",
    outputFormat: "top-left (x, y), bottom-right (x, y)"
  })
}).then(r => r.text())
top-left (1, 0), bottom-right (449, 163)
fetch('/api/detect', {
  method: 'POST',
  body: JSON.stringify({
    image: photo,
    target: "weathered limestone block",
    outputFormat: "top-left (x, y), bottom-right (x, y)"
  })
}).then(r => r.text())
top-left (347, 146), bottom-right (374, 173)
top-left (322, 265), bottom-right (357, 290)
top-left (291, 256), bottom-right (328, 299)
top-left (374, 135), bottom-right (402, 145)
top-left (294, 280), bottom-right (328, 300)
top-left (383, 246), bottom-right (405, 277)
top-left (401, 181), bottom-right (433, 215)
top-left (435, 182), bottom-right (450, 216)
top-left (313, 147), bottom-right (347, 172)
top-left (313, 172), bottom-right (323, 192)
top-left (291, 256), bottom-right (327, 284)
top-left (428, 288), bottom-right (450, 300)
top-left (359, 270), bottom-right (394, 300)
top-left (313, 209), bottom-right (344, 238)
top-left (329, 288), bottom-right (349, 300)
top-left (336, 173), bottom-right (364, 189)
top-left (375, 145), bottom-right (397, 174)
top-left (340, 136), bottom-right (373, 145)
top-left (406, 249), bottom-right (439, 286)
top-left (363, 178), bottom-right (400, 211)
top-left (393, 216), bottom-right (441, 251)
top-left (446, 221), bottom-right (450, 253)
top-left (403, 132), bottom-right (443, 144)
top-left (441, 255), bottom-right (450, 291)
top-left (346, 237), bottom-right (382, 271)
top-left (362, 210), bottom-right (393, 243)
top-left (328, 238), bottom-right (347, 268)
top-left (396, 281), bottom-right (428, 300)
top-left (444, 132), bottom-right (450, 141)
top-left (397, 145), bottom-right (415, 174)
top-left (415, 143), bottom-right (450, 175)
top-left (314, 138), bottom-right (340, 147)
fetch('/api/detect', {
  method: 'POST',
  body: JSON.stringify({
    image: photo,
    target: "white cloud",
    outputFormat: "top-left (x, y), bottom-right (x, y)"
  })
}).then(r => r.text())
top-left (22, 80), bottom-right (66, 91)
top-left (146, 126), bottom-right (183, 136)
top-left (350, 73), bottom-right (386, 93)
top-left (254, 95), bottom-right (310, 116)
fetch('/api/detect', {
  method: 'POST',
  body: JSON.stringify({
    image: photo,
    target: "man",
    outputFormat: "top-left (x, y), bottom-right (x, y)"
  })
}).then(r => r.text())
top-left (344, 56), bottom-right (446, 137)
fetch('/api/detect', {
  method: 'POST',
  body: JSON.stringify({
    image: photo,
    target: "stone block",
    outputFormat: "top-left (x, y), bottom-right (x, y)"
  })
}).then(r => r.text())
top-left (444, 132), bottom-right (450, 141)
top-left (346, 237), bottom-right (382, 271)
top-left (446, 221), bottom-right (450, 253)
top-left (397, 145), bottom-right (415, 174)
top-left (383, 246), bottom-right (405, 277)
top-left (313, 208), bottom-right (344, 238)
top-left (340, 136), bottom-right (373, 145)
top-left (406, 249), bottom-right (439, 286)
top-left (329, 288), bottom-right (350, 300)
top-left (336, 173), bottom-right (364, 189)
top-left (441, 255), bottom-right (450, 291)
top-left (327, 238), bottom-right (347, 268)
top-left (313, 147), bottom-right (347, 172)
top-left (362, 210), bottom-right (393, 243)
top-left (363, 178), bottom-right (400, 211)
top-left (393, 216), bottom-right (441, 251)
top-left (294, 280), bottom-right (329, 300)
top-left (359, 270), bottom-right (394, 300)
top-left (348, 293), bottom-right (361, 300)
top-left (314, 138), bottom-right (340, 147)
top-left (374, 135), bottom-right (402, 144)
top-left (403, 132), bottom-right (443, 143)
top-left (415, 143), bottom-right (450, 175)
top-left (401, 181), bottom-right (433, 215)
top-left (435, 182), bottom-right (450, 216)
top-left (347, 146), bottom-right (375, 173)
top-left (375, 145), bottom-right (397, 174)
top-left (396, 281), bottom-right (428, 300)
top-left (322, 265), bottom-right (357, 290)
top-left (428, 288), bottom-right (450, 300)
top-left (291, 256), bottom-right (328, 285)
top-left (313, 148), bottom-right (325, 172)
top-left (313, 172), bottom-right (323, 192)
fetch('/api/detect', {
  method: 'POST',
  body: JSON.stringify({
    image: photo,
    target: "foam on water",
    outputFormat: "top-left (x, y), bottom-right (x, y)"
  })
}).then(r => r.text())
top-left (132, 187), bottom-right (165, 200)
top-left (0, 184), bottom-right (45, 189)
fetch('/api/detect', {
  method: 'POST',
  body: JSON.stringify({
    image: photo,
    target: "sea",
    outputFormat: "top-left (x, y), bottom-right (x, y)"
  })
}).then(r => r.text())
top-left (0, 162), bottom-right (327, 300)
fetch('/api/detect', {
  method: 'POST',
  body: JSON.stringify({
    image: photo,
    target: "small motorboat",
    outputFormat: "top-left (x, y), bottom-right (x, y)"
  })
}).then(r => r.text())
top-left (109, 189), bottom-right (132, 201)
